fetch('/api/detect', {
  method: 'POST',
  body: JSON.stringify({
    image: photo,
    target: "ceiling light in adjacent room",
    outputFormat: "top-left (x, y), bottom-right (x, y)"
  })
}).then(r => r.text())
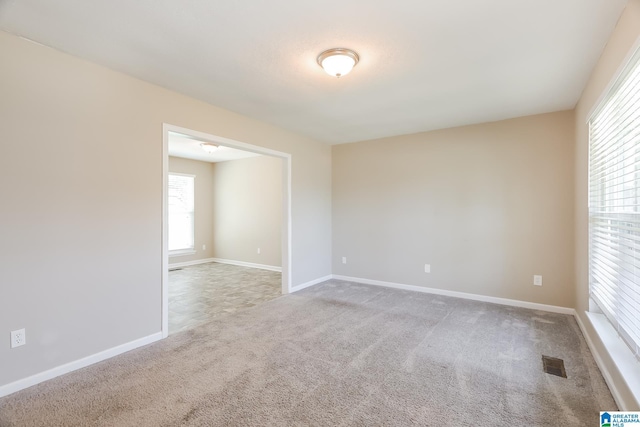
top-left (200, 142), bottom-right (219, 154)
top-left (317, 48), bottom-right (359, 78)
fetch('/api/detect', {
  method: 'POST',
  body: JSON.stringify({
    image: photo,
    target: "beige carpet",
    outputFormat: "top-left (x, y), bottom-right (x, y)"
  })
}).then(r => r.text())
top-left (0, 280), bottom-right (616, 426)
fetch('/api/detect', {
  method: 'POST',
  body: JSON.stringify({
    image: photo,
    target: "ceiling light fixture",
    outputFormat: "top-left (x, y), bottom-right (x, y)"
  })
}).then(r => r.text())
top-left (200, 142), bottom-right (219, 154)
top-left (317, 48), bottom-right (359, 78)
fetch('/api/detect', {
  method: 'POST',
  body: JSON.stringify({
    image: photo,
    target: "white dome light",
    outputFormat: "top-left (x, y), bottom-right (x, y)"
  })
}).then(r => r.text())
top-left (317, 48), bottom-right (359, 78)
top-left (200, 142), bottom-right (219, 154)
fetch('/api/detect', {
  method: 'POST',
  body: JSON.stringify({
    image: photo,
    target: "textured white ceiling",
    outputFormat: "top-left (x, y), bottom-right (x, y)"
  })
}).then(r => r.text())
top-left (168, 133), bottom-right (261, 163)
top-left (0, 0), bottom-right (628, 144)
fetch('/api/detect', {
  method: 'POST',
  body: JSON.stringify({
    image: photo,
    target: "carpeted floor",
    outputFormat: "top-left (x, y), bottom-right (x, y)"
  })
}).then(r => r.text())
top-left (0, 280), bottom-right (616, 426)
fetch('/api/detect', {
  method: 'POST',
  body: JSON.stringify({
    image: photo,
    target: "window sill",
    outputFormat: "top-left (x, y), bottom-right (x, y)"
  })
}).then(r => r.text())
top-left (168, 249), bottom-right (196, 258)
top-left (586, 311), bottom-right (640, 410)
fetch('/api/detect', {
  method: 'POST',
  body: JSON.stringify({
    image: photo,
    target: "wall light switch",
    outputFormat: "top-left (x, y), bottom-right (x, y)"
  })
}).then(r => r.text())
top-left (202, 244), bottom-right (206, 250)
top-left (257, 248), bottom-right (261, 254)
top-left (533, 275), bottom-right (543, 286)
top-left (342, 257), bottom-right (347, 264)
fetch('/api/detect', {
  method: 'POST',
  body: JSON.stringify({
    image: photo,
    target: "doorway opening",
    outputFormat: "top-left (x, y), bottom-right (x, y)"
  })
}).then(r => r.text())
top-left (161, 124), bottom-right (291, 338)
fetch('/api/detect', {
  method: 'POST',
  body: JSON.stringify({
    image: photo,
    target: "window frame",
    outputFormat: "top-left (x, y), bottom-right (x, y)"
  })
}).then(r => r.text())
top-left (587, 43), bottom-right (640, 362)
top-left (167, 172), bottom-right (196, 257)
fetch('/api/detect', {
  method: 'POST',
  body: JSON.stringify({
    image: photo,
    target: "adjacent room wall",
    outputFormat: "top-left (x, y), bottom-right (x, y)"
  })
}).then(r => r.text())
top-left (333, 111), bottom-right (575, 308)
top-left (0, 30), bottom-right (331, 390)
top-left (574, 0), bottom-right (640, 409)
top-left (167, 155), bottom-right (283, 268)
top-left (212, 156), bottom-right (282, 268)
top-left (168, 156), bottom-right (215, 264)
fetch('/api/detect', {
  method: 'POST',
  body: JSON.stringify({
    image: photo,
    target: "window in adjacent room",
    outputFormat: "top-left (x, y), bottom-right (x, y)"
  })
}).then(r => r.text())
top-left (588, 45), bottom-right (640, 361)
top-left (168, 173), bottom-right (195, 256)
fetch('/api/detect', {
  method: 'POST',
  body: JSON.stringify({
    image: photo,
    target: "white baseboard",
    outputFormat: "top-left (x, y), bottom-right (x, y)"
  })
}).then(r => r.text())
top-left (332, 275), bottom-right (575, 315)
top-left (291, 275), bottom-right (333, 293)
top-left (168, 257), bottom-right (216, 269)
top-left (0, 332), bottom-right (163, 399)
top-left (210, 258), bottom-right (281, 272)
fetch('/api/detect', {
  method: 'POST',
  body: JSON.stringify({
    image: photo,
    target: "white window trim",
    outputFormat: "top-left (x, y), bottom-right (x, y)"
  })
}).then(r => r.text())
top-left (168, 248), bottom-right (197, 257)
top-left (584, 308), bottom-right (640, 410)
top-left (583, 35), bottom-right (640, 410)
top-left (587, 40), bottom-right (640, 361)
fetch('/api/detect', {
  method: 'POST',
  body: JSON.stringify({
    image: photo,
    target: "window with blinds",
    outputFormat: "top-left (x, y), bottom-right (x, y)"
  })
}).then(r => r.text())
top-left (168, 173), bottom-right (195, 253)
top-left (588, 46), bottom-right (640, 361)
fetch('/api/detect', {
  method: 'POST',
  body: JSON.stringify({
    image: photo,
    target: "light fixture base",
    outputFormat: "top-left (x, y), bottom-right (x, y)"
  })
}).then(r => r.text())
top-left (317, 48), bottom-right (359, 78)
top-left (200, 142), bottom-right (219, 154)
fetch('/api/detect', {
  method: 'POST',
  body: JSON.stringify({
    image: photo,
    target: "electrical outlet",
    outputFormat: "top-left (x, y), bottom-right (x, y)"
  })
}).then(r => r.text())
top-left (11, 329), bottom-right (25, 348)
top-left (342, 257), bottom-right (347, 264)
top-left (257, 248), bottom-right (261, 254)
top-left (533, 275), bottom-right (543, 286)
top-left (424, 264), bottom-right (431, 273)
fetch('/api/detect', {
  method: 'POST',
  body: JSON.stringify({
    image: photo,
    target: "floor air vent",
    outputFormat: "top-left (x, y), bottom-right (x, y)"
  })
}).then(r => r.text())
top-left (542, 355), bottom-right (567, 378)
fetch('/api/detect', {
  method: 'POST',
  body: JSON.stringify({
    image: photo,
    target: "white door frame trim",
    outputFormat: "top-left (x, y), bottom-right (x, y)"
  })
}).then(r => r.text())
top-left (161, 123), bottom-right (292, 338)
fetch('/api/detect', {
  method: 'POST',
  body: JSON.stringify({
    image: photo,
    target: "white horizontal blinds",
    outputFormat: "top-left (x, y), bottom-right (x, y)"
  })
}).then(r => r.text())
top-left (168, 174), bottom-right (195, 251)
top-left (589, 46), bottom-right (640, 361)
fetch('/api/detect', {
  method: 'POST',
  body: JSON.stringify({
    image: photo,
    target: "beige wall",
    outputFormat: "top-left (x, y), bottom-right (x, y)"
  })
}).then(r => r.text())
top-left (333, 111), bottom-right (575, 307)
top-left (212, 156), bottom-right (282, 267)
top-left (574, 0), bottom-right (640, 409)
top-left (0, 31), bottom-right (331, 389)
top-left (168, 156), bottom-right (215, 264)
